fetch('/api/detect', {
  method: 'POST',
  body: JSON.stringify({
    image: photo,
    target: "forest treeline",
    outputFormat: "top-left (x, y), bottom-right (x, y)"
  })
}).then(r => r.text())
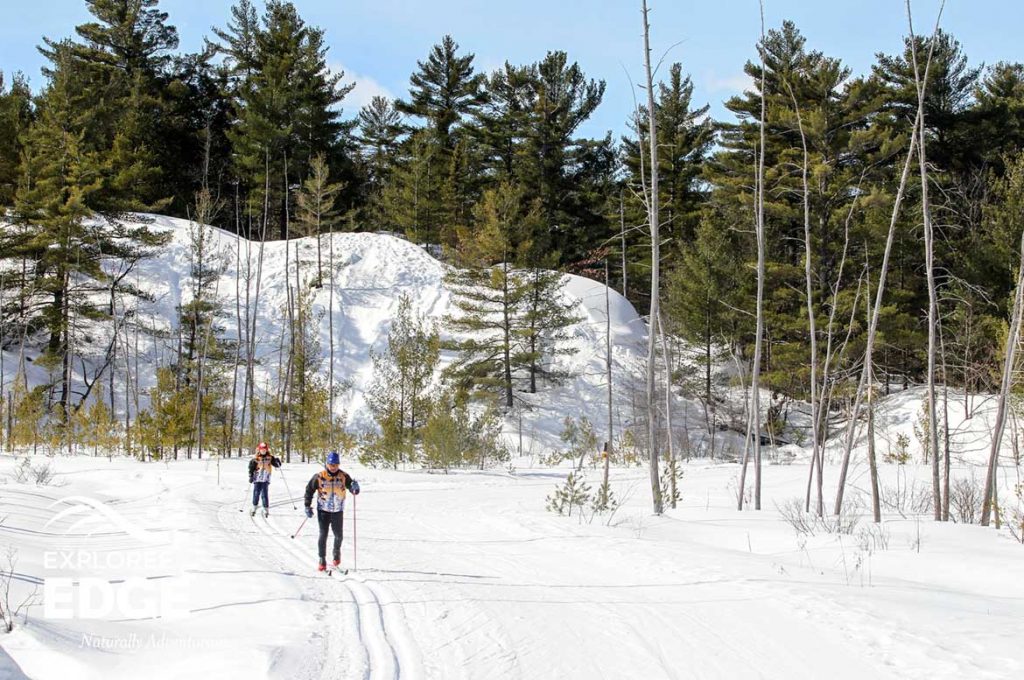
top-left (2, 0), bottom-right (1024, 469)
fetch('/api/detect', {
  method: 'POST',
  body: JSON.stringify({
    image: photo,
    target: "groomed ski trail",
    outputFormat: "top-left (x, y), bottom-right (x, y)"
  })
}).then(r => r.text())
top-left (254, 497), bottom-right (424, 680)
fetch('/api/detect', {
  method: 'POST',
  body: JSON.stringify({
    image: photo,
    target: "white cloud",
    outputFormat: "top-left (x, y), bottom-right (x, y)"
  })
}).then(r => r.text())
top-left (705, 71), bottom-right (755, 94)
top-left (330, 63), bottom-right (395, 113)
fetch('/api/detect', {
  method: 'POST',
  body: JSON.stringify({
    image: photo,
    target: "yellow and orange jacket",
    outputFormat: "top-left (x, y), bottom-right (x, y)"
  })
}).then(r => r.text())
top-left (248, 452), bottom-right (281, 483)
top-left (303, 468), bottom-right (356, 513)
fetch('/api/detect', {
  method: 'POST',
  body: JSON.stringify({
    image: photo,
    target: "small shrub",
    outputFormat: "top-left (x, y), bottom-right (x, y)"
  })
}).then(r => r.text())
top-left (590, 480), bottom-right (620, 519)
top-left (0, 546), bottom-right (40, 632)
top-left (777, 497), bottom-right (861, 536)
top-left (11, 458), bottom-right (55, 486)
top-left (883, 433), bottom-right (912, 465)
top-left (879, 475), bottom-right (932, 518)
top-left (857, 523), bottom-right (891, 553)
top-left (546, 471), bottom-right (592, 517)
top-left (949, 476), bottom-right (983, 524)
top-left (659, 460), bottom-right (683, 507)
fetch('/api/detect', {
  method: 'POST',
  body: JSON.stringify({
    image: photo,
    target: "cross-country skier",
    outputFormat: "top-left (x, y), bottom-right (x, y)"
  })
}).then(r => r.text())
top-left (303, 451), bottom-right (360, 571)
top-left (248, 442), bottom-right (282, 518)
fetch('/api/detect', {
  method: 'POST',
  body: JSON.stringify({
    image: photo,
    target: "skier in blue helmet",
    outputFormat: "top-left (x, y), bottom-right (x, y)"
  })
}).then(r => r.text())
top-left (303, 451), bottom-right (360, 571)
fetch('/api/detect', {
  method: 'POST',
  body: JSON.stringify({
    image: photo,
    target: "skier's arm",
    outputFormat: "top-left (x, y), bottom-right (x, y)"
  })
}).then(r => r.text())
top-left (342, 471), bottom-right (360, 494)
top-left (247, 459), bottom-right (256, 481)
top-left (272, 456), bottom-right (282, 468)
top-left (304, 475), bottom-right (318, 508)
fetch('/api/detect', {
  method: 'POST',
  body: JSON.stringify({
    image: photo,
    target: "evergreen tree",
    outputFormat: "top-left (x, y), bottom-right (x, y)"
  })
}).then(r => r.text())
top-left (517, 51), bottom-right (607, 263)
top-left (704, 21), bottom-right (900, 395)
top-left (295, 153), bottom-right (344, 285)
top-left (365, 294), bottom-right (441, 467)
top-left (39, 0), bottom-right (180, 210)
top-left (473, 63), bottom-right (534, 182)
top-left (521, 265), bottom-right (582, 393)
top-left (393, 36), bottom-right (486, 246)
top-left (665, 217), bottom-right (741, 429)
top-left (397, 35), bottom-right (486, 150)
top-left (445, 183), bottom-right (534, 409)
top-left (621, 62), bottom-right (713, 296)
top-left (356, 96), bottom-right (406, 228)
top-left (287, 286), bottom-right (335, 461)
top-left (0, 72), bottom-right (33, 208)
top-left (216, 0), bottom-right (355, 237)
top-left (377, 130), bottom-right (445, 242)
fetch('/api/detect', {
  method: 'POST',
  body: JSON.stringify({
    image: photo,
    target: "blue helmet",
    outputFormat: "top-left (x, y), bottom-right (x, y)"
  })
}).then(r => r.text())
top-left (326, 451), bottom-right (340, 465)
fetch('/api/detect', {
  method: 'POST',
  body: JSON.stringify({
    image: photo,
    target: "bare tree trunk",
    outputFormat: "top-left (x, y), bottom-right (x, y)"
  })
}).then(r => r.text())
top-left (658, 310), bottom-right (677, 508)
top-left (740, 0), bottom-right (768, 511)
top-left (865, 256), bottom-right (881, 523)
top-left (247, 157), bottom-right (271, 449)
top-left (980, 204), bottom-right (1024, 527)
top-left (786, 81), bottom-right (822, 517)
top-left (835, 6), bottom-right (944, 513)
top-left (906, 0), bottom-right (943, 521)
top-left (620, 190), bottom-right (628, 299)
top-left (940, 318), bottom-right (951, 521)
top-left (283, 155), bottom-right (296, 463)
top-left (641, 0), bottom-right (663, 515)
top-left (604, 258), bottom-right (613, 494)
top-left (229, 184), bottom-right (243, 458)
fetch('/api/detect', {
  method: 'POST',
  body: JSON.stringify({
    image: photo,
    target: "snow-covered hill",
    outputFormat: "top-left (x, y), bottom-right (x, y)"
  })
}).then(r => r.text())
top-left (1, 214), bottom-right (656, 453)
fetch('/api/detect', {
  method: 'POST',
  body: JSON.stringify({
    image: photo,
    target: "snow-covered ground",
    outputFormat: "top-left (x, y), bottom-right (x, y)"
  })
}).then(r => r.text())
top-left (0, 453), bottom-right (1021, 680)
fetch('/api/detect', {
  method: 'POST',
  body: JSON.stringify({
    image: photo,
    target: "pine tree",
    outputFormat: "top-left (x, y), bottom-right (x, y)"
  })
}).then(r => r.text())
top-left (516, 51), bottom-right (607, 263)
top-left (521, 264), bottom-right (582, 393)
top-left (444, 184), bottom-right (534, 409)
top-left (12, 59), bottom-right (106, 428)
top-left (377, 130), bottom-right (445, 243)
top-left (395, 36), bottom-right (486, 245)
top-left (357, 96), bottom-right (406, 228)
top-left (365, 294), bottom-right (440, 467)
top-left (621, 62), bottom-right (713, 303)
top-left (39, 0), bottom-right (180, 210)
top-left (288, 286), bottom-right (335, 461)
top-left (217, 0), bottom-right (354, 237)
top-left (397, 35), bottom-right (486, 150)
top-left (295, 153), bottom-right (344, 285)
top-left (665, 217), bottom-right (740, 434)
top-left (0, 72), bottom-right (33, 208)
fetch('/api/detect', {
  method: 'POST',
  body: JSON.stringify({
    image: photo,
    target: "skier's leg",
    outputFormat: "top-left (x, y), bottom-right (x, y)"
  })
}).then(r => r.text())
top-left (251, 482), bottom-right (260, 508)
top-left (316, 508), bottom-right (329, 565)
top-left (260, 482), bottom-right (269, 509)
top-left (331, 511), bottom-right (344, 563)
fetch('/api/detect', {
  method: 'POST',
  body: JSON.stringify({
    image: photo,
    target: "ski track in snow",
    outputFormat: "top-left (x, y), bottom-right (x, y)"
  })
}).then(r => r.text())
top-left (245, 496), bottom-right (422, 680)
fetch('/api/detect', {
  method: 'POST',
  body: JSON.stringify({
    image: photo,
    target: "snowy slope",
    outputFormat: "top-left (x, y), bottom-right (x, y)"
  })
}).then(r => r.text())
top-left (0, 214), bottom-right (652, 451)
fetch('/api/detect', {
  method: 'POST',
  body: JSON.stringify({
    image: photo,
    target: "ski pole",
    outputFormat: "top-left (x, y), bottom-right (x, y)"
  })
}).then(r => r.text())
top-left (239, 482), bottom-right (252, 512)
top-left (352, 492), bottom-right (357, 572)
top-left (277, 465), bottom-right (297, 509)
top-left (290, 516), bottom-right (308, 539)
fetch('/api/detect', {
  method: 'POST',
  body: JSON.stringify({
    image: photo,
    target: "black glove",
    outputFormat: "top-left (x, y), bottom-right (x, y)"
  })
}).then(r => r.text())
top-left (350, 480), bottom-right (361, 495)
top-left (248, 476), bottom-right (254, 484)
top-left (304, 506), bottom-right (313, 518)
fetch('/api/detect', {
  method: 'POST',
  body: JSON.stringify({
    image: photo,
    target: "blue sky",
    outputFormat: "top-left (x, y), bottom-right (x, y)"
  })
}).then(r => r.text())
top-left (1, 0), bottom-right (1020, 139)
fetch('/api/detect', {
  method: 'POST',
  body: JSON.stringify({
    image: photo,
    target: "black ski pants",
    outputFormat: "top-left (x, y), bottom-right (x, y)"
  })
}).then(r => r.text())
top-left (317, 508), bottom-right (344, 562)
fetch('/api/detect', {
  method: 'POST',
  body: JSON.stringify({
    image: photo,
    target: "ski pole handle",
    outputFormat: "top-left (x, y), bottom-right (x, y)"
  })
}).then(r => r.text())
top-left (290, 516), bottom-right (308, 539)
